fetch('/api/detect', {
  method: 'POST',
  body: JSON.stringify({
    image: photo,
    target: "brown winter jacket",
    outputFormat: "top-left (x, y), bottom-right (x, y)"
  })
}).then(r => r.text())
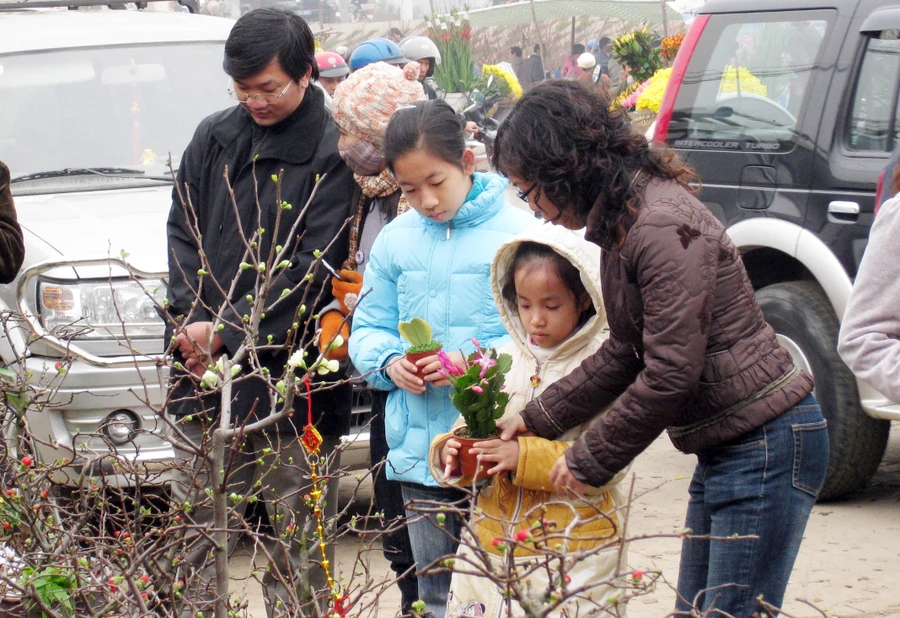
top-left (520, 177), bottom-right (814, 487)
top-left (0, 162), bottom-right (25, 284)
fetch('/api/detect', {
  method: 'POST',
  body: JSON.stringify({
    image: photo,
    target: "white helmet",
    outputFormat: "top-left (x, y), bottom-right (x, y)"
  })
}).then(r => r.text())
top-left (399, 36), bottom-right (442, 77)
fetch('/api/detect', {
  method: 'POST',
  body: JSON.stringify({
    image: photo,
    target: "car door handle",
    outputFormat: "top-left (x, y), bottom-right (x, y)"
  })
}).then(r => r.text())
top-left (827, 200), bottom-right (860, 223)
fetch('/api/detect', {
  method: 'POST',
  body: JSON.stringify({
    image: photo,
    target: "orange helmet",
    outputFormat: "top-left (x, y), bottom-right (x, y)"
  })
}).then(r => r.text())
top-left (316, 51), bottom-right (350, 78)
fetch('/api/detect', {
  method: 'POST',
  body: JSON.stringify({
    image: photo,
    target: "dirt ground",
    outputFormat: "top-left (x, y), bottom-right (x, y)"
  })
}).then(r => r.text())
top-left (235, 421), bottom-right (900, 618)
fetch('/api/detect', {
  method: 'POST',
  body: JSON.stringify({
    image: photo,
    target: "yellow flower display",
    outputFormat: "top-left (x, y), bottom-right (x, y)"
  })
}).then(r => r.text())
top-left (719, 65), bottom-right (768, 96)
top-left (636, 67), bottom-right (673, 113)
top-left (482, 64), bottom-right (523, 100)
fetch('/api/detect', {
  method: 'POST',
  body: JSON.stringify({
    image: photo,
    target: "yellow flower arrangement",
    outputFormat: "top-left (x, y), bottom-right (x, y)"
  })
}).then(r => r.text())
top-left (719, 65), bottom-right (768, 96)
top-left (482, 64), bottom-right (523, 100)
top-left (636, 67), bottom-right (673, 113)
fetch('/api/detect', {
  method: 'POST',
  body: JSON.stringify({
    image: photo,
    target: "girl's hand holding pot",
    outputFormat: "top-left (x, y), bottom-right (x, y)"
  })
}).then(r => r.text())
top-left (386, 356), bottom-right (426, 394)
top-left (442, 438), bottom-right (461, 479)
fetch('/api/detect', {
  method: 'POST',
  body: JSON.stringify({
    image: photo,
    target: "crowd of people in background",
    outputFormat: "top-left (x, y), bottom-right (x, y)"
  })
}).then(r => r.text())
top-left (313, 27), bottom-right (631, 106)
top-left (506, 35), bottom-right (633, 96)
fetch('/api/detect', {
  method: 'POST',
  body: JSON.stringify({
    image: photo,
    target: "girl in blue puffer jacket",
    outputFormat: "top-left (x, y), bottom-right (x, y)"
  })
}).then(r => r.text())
top-left (348, 99), bottom-right (535, 618)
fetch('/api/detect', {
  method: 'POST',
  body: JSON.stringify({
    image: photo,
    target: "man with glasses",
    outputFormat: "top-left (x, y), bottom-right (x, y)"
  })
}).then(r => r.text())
top-left (164, 7), bottom-right (355, 617)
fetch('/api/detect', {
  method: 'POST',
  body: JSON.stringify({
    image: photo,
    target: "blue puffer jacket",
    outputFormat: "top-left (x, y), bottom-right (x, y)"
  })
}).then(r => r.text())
top-left (349, 172), bottom-right (536, 486)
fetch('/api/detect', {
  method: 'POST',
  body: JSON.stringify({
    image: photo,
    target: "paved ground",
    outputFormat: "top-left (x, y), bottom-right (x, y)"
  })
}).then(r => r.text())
top-left (231, 422), bottom-right (900, 618)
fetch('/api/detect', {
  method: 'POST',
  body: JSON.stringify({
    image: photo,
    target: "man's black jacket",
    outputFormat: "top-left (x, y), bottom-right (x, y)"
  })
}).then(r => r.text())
top-left (165, 86), bottom-right (355, 436)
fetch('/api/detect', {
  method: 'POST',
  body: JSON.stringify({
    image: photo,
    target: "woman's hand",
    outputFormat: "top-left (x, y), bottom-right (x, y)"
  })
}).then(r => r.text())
top-left (498, 414), bottom-right (533, 440)
top-left (442, 438), bottom-right (461, 479)
top-left (549, 454), bottom-right (591, 496)
top-left (423, 351), bottom-right (465, 387)
top-left (470, 438), bottom-right (520, 476)
top-left (385, 356), bottom-right (425, 394)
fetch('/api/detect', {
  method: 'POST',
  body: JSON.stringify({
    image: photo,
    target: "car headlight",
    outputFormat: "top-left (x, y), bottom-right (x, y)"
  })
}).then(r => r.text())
top-left (38, 278), bottom-right (166, 340)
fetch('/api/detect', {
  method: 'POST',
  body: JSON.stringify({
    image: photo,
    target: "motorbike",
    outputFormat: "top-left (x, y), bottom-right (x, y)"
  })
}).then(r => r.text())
top-left (350, 0), bottom-right (374, 21)
top-left (462, 86), bottom-right (504, 172)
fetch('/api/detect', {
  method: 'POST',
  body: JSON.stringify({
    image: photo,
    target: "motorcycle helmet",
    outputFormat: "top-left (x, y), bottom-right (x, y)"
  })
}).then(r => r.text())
top-left (587, 39), bottom-right (597, 51)
top-left (348, 38), bottom-right (407, 71)
top-left (398, 36), bottom-right (442, 77)
top-left (334, 45), bottom-right (350, 61)
top-left (316, 51), bottom-right (349, 78)
top-left (577, 52), bottom-right (597, 70)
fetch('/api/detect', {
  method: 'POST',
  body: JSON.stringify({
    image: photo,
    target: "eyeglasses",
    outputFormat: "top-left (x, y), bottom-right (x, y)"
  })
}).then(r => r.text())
top-left (518, 183), bottom-right (562, 223)
top-left (516, 183), bottom-right (537, 203)
top-left (227, 79), bottom-right (293, 104)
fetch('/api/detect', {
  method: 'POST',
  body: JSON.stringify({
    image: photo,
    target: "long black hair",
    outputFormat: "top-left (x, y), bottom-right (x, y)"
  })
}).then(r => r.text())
top-left (384, 100), bottom-right (466, 172)
top-left (491, 80), bottom-right (697, 248)
top-left (224, 8), bottom-right (319, 82)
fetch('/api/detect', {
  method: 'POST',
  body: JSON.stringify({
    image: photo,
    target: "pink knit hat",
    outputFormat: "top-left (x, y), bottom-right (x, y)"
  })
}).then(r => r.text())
top-left (332, 61), bottom-right (426, 148)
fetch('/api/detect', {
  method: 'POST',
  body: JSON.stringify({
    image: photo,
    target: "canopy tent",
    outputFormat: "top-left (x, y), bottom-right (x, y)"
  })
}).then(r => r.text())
top-left (466, 0), bottom-right (681, 29)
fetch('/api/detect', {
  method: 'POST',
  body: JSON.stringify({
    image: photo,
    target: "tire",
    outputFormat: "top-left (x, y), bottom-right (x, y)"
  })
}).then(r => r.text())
top-left (756, 281), bottom-right (889, 500)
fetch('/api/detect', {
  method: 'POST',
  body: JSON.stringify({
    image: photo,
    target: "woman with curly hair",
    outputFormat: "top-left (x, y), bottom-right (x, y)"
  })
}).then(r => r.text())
top-left (492, 80), bottom-right (829, 618)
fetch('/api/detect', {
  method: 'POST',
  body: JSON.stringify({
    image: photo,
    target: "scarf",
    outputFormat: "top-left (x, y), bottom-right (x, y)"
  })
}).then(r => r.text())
top-left (355, 169), bottom-right (410, 216)
top-left (343, 170), bottom-right (410, 270)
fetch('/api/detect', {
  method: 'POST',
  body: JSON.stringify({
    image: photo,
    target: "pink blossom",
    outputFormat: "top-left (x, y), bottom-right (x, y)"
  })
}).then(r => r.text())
top-left (438, 349), bottom-right (465, 376)
top-left (477, 354), bottom-right (497, 379)
top-left (471, 385), bottom-right (484, 394)
top-left (470, 337), bottom-right (482, 350)
top-left (622, 80), bottom-right (650, 109)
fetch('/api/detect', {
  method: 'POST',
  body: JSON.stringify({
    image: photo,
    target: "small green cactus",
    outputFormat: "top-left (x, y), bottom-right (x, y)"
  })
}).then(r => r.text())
top-left (399, 318), bottom-right (442, 354)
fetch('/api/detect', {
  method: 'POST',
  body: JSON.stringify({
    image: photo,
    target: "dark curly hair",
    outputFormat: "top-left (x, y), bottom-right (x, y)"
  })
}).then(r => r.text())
top-left (491, 80), bottom-right (698, 248)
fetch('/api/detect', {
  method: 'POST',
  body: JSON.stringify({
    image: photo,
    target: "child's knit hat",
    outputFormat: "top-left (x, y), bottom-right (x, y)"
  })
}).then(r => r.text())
top-left (332, 61), bottom-right (426, 148)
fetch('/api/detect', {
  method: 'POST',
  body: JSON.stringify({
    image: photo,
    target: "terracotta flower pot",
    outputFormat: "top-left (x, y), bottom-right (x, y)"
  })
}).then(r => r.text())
top-left (452, 426), bottom-right (497, 481)
top-left (405, 345), bottom-right (442, 381)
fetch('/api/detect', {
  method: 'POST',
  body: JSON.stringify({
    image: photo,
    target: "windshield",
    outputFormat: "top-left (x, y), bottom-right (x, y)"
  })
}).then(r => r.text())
top-left (0, 42), bottom-right (233, 188)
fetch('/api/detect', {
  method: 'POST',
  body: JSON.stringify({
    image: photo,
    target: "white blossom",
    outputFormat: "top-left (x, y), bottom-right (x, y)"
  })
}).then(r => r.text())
top-left (313, 359), bottom-right (340, 375)
top-left (287, 350), bottom-right (306, 369)
top-left (200, 370), bottom-right (219, 389)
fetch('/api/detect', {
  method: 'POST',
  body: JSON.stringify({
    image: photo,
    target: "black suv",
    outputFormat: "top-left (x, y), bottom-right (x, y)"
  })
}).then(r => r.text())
top-left (654, 0), bottom-right (900, 499)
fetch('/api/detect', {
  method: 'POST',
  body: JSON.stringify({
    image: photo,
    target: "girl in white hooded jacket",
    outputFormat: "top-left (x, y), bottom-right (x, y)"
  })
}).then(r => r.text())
top-left (429, 224), bottom-right (631, 618)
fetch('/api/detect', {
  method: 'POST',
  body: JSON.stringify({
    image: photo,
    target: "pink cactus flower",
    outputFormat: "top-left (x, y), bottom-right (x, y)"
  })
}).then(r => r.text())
top-left (477, 354), bottom-right (497, 379)
top-left (438, 349), bottom-right (465, 376)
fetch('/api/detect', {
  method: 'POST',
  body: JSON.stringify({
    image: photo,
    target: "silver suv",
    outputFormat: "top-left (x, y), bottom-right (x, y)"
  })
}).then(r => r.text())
top-left (0, 0), bottom-right (369, 485)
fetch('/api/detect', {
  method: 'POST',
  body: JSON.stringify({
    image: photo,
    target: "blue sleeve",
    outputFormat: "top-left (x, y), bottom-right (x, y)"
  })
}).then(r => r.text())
top-left (349, 230), bottom-right (404, 391)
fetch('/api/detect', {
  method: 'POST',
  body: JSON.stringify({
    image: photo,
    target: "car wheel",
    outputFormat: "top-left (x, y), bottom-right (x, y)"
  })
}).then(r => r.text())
top-left (757, 281), bottom-right (889, 500)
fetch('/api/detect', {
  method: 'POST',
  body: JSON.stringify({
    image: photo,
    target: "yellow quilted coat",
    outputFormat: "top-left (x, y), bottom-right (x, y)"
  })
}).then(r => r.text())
top-left (428, 225), bottom-right (631, 618)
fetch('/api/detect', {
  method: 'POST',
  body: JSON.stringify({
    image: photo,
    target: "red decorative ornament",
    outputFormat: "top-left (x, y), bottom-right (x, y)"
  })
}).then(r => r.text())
top-left (300, 376), bottom-right (323, 455)
top-left (332, 592), bottom-right (350, 617)
top-left (301, 425), bottom-right (323, 454)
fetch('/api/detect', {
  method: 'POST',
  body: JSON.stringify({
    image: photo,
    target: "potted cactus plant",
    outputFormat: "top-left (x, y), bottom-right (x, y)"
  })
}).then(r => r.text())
top-left (398, 318), bottom-right (443, 380)
top-left (438, 340), bottom-right (512, 479)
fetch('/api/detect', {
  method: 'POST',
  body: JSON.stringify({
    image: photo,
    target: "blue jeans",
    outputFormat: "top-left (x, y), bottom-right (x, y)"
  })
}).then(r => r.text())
top-left (401, 482), bottom-right (466, 618)
top-left (675, 395), bottom-right (829, 617)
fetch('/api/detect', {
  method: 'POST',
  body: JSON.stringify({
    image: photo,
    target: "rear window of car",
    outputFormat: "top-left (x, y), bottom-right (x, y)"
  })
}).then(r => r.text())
top-left (845, 30), bottom-right (900, 153)
top-left (667, 10), bottom-right (833, 153)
